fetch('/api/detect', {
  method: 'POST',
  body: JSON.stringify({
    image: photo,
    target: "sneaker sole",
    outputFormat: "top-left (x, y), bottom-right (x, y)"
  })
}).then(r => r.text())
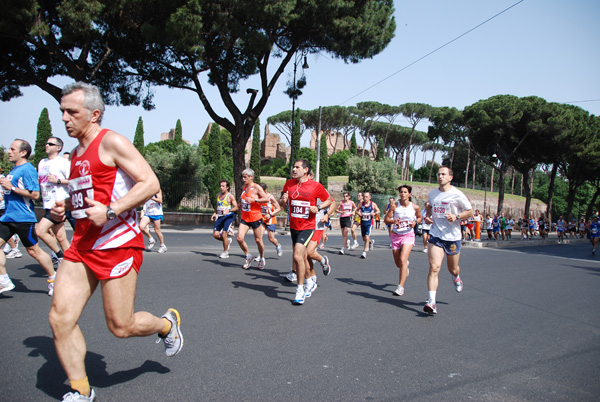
top-left (0, 283), bottom-right (16, 294)
top-left (423, 305), bottom-right (437, 315)
top-left (165, 308), bottom-right (184, 356)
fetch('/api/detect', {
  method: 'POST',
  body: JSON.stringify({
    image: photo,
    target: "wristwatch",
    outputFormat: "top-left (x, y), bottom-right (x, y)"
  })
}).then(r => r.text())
top-left (11, 186), bottom-right (16, 193)
top-left (57, 179), bottom-right (61, 184)
top-left (106, 205), bottom-right (117, 220)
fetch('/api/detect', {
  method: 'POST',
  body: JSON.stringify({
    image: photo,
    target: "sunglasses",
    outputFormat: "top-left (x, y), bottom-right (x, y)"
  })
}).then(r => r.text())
top-left (46, 142), bottom-right (58, 146)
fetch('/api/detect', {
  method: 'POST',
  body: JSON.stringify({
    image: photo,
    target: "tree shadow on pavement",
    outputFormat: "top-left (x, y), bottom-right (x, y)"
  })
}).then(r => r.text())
top-left (24, 336), bottom-right (170, 400)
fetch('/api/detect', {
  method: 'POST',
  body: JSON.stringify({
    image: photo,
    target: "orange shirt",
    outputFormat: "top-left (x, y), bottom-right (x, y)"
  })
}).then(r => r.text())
top-left (240, 184), bottom-right (263, 222)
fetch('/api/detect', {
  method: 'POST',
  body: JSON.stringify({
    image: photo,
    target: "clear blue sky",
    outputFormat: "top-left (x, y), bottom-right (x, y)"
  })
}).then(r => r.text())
top-left (1, 0), bottom-right (599, 168)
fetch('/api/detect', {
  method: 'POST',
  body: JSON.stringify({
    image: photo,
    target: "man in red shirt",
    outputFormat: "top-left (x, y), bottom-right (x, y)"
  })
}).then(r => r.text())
top-left (280, 160), bottom-right (332, 305)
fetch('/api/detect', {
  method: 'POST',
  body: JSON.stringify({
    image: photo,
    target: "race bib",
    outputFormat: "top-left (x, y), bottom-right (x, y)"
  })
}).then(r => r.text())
top-left (362, 212), bottom-right (371, 220)
top-left (394, 220), bottom-right (410, 231)
top-left (261, 205), bottom-right (270, 216)
top-left (217, 206), bottom-right (228, 216)
top-left (69, 175), bottom-right (94, 219)
top-left (290, 200), bottom-right (310, 219)
top-left (432, 204), bottom-right (447, 219)
top-left (592, 227), bottom-right (598, 234)
top-left (241, 199), bottom-right (251, 212)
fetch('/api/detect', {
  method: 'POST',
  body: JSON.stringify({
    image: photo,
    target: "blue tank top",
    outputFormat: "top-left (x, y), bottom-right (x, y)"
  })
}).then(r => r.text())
top-left (360, 202), bottom-right (374, 226)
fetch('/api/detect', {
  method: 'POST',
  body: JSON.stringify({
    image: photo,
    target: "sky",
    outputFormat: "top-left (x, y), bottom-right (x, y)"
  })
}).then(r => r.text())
top-left (1, 0), bottom-right (599, 169)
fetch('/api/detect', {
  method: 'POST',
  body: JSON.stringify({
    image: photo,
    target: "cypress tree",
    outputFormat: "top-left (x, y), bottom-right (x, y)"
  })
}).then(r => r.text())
top-left (250, 118), bottom-right (261, 182)
top-left (207, 123), bottom-right (223, 209)
top-left (33, 108), bottom-right (53, 167)
top-left (133, 116), bottom-right (145, 153)
top-left (350, 131), bottom-right (358, 156)
top-left (174, 119), bottom-right (183, 142)
top-left (375, 137), bottom-right (385, 161)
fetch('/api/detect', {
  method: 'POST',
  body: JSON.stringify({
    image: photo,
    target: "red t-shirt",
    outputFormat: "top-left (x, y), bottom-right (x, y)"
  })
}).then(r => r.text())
top-left (283, 178), bottom-right (330, 231)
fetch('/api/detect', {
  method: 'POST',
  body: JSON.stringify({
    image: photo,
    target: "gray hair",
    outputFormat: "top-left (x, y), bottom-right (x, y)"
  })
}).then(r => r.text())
top-left (242, 168), bottom-right (255, 177)
top-left (62, 82), bottom-right (105, 124)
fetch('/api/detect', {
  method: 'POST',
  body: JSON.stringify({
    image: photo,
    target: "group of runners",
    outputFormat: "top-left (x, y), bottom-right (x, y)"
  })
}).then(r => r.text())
top-left (2, 81), bottom-right (597, 402)
top-left (207, 164), bottom-right (472, 316)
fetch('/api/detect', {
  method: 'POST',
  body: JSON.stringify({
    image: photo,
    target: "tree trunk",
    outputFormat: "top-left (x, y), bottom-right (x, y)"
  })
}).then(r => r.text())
top-left (472, 160), bottom-right (476, 190)
top-left (511, 168), bottom-right (515, 194)
top-left (585, 181), bottom-right (600, 220)
top-left (428, 148), bottom-right (437, 183)
top-left (490, 168), bottom-right (495, 193)
top-left (546, 164), bottom-right (558, 222)
top-left (496, 168), bottom-right (506, 215)
top-left (232, 125), bottom-right (253, 204)
top-left (522, 169), bottom-right (532, 217)
top-left (464, 146), bottom-right (470, 189)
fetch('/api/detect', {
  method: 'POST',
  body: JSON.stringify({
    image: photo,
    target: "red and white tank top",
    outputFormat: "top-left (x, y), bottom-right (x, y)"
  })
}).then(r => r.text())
top-left (68, 129), bottom-right (144, 251)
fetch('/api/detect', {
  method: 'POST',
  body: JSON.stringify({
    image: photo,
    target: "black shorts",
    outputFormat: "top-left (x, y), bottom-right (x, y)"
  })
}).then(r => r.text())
top-left (290, 229), bottom-right (314, 247)
top-left (240, 218), bottom-right (263, 230)
top-left (42, 209), bottom-right (65, 225)
top-left (0, 221), bottom-right (39, 247)
top-left (340, 216), bottom-right (352, 228)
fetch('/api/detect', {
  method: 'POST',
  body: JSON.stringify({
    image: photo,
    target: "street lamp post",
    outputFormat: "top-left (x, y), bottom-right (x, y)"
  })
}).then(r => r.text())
top-left (289, 50), bottom-right (309, 176)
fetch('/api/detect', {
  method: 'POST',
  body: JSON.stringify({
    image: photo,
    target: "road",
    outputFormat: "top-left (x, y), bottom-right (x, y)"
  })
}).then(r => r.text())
top-left (1, 228), bottom-right (599, 401)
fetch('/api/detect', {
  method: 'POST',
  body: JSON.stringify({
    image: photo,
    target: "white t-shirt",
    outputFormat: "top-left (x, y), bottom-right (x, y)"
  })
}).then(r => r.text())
top-left (315, 198), bottom-right (326, 231)
top-left (38, 156), bottom-right (71, 209)
top-left (144, 197), bottom-right (163, 216)
top-left (428, 186), bottom-right (473, 241)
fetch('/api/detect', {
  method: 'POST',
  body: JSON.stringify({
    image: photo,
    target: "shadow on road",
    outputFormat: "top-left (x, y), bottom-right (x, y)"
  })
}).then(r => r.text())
top-left (24, 336), bottom-right (170, 399)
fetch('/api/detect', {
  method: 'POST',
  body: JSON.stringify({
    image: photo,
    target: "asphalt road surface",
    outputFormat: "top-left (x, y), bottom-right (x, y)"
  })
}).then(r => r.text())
top-left (1, 228), bottom-right (599, 401)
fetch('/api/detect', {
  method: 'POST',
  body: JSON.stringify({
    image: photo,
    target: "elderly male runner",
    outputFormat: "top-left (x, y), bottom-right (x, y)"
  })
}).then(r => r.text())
top-left (280, 160), bottom-right (332, 305)
top-left (0, 140), bottom-right (56, 295)
top-left (423, 166), bottom-right (472, 315)
top-left (48, 82), bottom-right (183, 401)
top-left (37, 136), bottom-right (72, 268)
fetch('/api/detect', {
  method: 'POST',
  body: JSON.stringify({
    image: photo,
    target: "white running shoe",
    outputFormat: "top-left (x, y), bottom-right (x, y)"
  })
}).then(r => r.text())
top-left (219, 251), bottom-right (229, 259)
top-left (147, 237), bottom-right (156, 250)
top-left (422, 248), bottom-right (428, 253)
top-left (6, 248), bottom-right (22, 258)
top-left (51, 256), bottom-right (62, 270)
top-left (227, 226), bottom-right (235, 237)
top-left (424, 299), bottom-right (437, 315)
top-left (293, 286), bottom-right (305, 305)
top-left (157, 244), bottom-right (167, 253)
top-left (453, 276), bottom-right (463, 292)
top-left (393, 285), bottom-right (404, 296)
top-left (339, 247), bottom-right (345, 255)
top-left (360, 251), bottom-right (367, 259)
top-left (304, 280), bottom-right (317, 298)
top-left (48, 278), bottom-right (55, 297)
top-left (61, 389), bottom-right (96, 401)
top-left (284, 269), bottom-right (297, 283)
top-left (276, 245), bottom-right (283, 257)
top-left (157, 308), bottom-right (183, 357)
top-left (2, 243), bottom-right (11, 254)
top-left (346, 239), bottom-right (351, 248)
top-left (257, 258), bottom-right (266, 270)
top-left (0, 280), bottom-right (15, 295)
top-left (319, 243), bottom-right (325, 249)
top-left (369, 240), bottom-right (375, 250)
top-left (351, 241), bottom-right (359, 250)
top-left (321, 256), bottom-right (331, 276)
top-left (253, 256), bottom-right (261, 262)
top-left (243, 254), bottom-right (253, 269)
